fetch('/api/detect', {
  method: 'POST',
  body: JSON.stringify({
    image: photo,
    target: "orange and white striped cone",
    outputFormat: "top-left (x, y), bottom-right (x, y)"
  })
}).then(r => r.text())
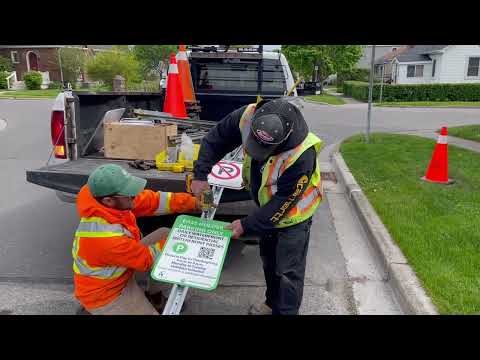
top-left (163, 53), bottom-right (188, 119)
top-left (176, 44), bottom-right (196, 103)
top-left (421, 127), bottom-right (454, 184)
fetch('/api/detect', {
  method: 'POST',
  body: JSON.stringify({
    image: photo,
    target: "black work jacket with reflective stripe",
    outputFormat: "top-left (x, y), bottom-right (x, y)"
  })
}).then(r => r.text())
top-left (194, 105), bottom-right (316, 236)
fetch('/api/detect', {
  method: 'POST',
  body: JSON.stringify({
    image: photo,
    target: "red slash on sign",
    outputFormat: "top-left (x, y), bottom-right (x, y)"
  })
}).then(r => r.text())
top-left (211, 161), bottom-right (241, 180)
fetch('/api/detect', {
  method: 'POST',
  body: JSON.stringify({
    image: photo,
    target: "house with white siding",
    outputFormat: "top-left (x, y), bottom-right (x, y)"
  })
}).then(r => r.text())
top-left (390, 45), bottom-right (480, 84)
top-left (357, 45), bottom-right (405, 69)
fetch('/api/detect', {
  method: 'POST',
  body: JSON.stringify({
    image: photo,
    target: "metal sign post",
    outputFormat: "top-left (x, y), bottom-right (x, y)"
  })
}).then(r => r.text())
top-left (161, 146), bottom-right (243, 315)
top-left (161, 185), bottom-right (225, 315)
top-left (366, 45), bottom-right (376, 143)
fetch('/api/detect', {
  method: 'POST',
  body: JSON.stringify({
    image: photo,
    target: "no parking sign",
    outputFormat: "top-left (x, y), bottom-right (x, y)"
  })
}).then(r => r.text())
top-left (207, 160), bottom-right (244, 189)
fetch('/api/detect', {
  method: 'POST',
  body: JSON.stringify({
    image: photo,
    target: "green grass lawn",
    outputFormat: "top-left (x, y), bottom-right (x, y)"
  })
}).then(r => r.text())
top-left (341, 133), bottom-right (480, 314)
top-left (375, 101), bottom-right (480, 108)
top-left (0, 87), bottom-right (116, 99)
top-left (447, 125), bottom-right (480, 143)
top-left (305, 93), bottom-right (346, 105)
top-left (0, 89), bottom-right (61, 99)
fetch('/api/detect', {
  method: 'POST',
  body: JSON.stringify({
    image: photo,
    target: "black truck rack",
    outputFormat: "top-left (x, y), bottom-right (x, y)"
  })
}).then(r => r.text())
top-left (188, 45), bottom-right (264, 59)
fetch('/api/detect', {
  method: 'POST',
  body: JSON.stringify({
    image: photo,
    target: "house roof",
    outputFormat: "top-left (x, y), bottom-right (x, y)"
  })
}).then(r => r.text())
top-left (375, 46), bottom-right (412, 64)
top-left (395, 45), bottom-right (448, 63)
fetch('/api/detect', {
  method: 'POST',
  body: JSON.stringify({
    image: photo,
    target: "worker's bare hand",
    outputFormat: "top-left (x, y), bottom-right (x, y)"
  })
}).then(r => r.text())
top-left (224, 219), bottom-right (244, 239)
top-left (191, 180), bottom-right (210, 198)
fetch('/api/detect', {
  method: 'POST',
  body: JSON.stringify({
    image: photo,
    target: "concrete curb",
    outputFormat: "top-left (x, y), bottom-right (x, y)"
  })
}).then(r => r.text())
top-left (332, 151), bottom-right (438, 315)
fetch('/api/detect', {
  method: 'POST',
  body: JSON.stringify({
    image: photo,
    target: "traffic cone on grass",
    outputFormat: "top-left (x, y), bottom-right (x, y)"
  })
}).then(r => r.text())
top-left (421, 127), bottom-right (454, 184)
top-left (163, 54), bottom-right (188, 119)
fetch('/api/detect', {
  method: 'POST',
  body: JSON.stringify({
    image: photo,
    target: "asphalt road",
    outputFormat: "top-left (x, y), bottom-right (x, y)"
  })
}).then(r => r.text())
top-left (0, 98), bottom-right (478, 315)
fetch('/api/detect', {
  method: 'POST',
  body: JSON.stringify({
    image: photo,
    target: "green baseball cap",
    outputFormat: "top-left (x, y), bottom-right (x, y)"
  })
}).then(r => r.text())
top-left (87, 164), bottom-right (147, 197)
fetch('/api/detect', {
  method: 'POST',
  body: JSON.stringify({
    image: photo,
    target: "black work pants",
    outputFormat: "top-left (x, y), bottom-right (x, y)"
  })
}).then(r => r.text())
top-left (259, 218), bottom-right (312, 315)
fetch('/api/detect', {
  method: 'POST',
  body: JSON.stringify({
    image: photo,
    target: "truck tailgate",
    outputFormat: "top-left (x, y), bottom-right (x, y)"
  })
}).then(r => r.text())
top-left (26, 158), bottom-right (251, 203)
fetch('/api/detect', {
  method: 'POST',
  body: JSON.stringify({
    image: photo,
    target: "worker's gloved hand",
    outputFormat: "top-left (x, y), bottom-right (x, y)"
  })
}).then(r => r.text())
top-left (194, 196), bottom-right (203, 212)
top-left (224, 219), bottom-right (244, 239)
top-left (154, 227), bottom-right (171, 240)
top-left (191, 180), bottom-right (210, 199)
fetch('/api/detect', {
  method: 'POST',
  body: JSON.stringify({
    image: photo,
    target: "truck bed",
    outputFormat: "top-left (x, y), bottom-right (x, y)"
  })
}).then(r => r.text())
top-left (26, 158), bottom-right (252, 204)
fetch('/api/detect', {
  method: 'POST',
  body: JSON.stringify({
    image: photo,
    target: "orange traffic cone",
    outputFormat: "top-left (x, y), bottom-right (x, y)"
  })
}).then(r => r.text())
top-left (163, 53), bottom-right (188, 119)
top-left (421, 127), bottom-right (453, 184)
top-left (176, 45), bottom-right (196, 103)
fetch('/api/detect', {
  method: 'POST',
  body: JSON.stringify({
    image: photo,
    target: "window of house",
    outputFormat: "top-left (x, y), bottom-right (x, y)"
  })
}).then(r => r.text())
top-left (407, 65), bottom-right (415, 77)
top-left (407, 64), bottom-right (424, 78)
top-left (415, 65), bottom-right (424, 77)
top-left (10, 51), bottom-right (19, 64)
top-left (467, 57), bottom-right (480, 77)
top-left (432, 60), bottom-right (436, 77)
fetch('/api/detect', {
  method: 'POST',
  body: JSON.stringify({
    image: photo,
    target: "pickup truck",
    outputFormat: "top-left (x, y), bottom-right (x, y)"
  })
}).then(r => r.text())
top-left (26, 46), bottom-right (297, 231)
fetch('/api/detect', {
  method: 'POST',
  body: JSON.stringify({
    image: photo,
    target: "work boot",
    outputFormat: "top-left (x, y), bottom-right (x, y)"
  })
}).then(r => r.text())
top-left (75, 306), bottom-right (91, 315)
top-left (248, 302), bottom-right (272, 315)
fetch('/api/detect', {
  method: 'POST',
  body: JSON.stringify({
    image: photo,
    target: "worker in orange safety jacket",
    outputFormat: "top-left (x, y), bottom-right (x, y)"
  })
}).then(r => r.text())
top-left (72, 164), bottom-right (200, 315)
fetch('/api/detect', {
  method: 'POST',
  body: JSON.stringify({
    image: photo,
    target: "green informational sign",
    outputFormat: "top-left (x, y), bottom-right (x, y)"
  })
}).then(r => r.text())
top-left (151, 215), bottom-right (232, 291)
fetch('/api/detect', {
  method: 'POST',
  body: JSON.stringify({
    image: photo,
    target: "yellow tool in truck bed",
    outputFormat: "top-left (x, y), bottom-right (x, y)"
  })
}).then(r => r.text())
top-left (156, 162), bottom-right (185, 172)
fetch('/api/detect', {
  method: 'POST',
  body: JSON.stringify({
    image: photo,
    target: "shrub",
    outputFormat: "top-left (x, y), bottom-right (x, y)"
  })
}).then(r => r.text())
top-left (48, 81), bottom-right (62, 89)
top-left (23, 71), bottom-right (43, 90)
top-left (343, 81), bottom-right (480, 102)
top-left (0, 71), bottom-right (9, 89)
top-left (337, 68), bottom-right (370, 86)
top-left (0, 56), bottom-right (13, 72)
top-left (126, 80), bottom-right (160, 92)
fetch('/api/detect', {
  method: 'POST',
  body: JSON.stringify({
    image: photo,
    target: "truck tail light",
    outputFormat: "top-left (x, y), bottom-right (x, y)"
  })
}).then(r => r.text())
top-left (51, 110), bottom-right (67, 159)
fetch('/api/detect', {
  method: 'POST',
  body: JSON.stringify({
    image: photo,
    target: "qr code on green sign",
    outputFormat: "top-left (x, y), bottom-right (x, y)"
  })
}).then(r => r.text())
top-left (198, 247), bottom-right (215, 260)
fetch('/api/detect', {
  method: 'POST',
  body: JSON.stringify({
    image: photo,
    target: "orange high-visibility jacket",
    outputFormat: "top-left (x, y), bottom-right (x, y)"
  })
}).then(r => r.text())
top-left (73, 185), bottom-right (197, 310)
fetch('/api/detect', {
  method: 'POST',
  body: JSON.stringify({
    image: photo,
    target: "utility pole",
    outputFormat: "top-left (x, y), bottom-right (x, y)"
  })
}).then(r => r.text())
top-left (58, 48), bottom-right (64, 85)
top-left (380, 60), bottom-right (386, 103)
top-left (366, 45), bottom-right (376, 143)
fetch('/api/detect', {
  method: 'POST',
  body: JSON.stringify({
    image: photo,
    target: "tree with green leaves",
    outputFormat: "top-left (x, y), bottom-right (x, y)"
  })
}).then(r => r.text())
top-left (86, 48), bottom-right (141, 88)
top-left (282, 45), bottom-right (362, 92)
top-left (59, 48), bottom-right (87, 85)
top-left (132, 45), bottom-right (177, 79)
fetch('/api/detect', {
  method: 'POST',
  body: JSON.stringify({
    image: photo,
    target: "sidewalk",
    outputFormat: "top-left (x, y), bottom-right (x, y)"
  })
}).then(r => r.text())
top-left (325, 90), bottom-right (364, 105)
top-left (408, 130), bottom-right (480, 153)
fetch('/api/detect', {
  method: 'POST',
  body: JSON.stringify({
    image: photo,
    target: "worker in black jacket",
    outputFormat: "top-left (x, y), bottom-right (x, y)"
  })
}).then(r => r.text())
top-left (192, 98), bottom-right (323, 315)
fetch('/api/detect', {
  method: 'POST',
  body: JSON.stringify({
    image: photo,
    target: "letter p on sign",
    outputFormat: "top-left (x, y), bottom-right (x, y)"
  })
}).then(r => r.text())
top-left (173, 242), bottom-right (188, 254)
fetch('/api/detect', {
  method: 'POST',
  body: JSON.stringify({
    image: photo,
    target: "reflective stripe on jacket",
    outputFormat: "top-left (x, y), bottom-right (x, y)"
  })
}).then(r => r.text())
top-left (72, 185), bottom-right (196, 310)
top-left (239, 103), bottom-right (323, 228)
